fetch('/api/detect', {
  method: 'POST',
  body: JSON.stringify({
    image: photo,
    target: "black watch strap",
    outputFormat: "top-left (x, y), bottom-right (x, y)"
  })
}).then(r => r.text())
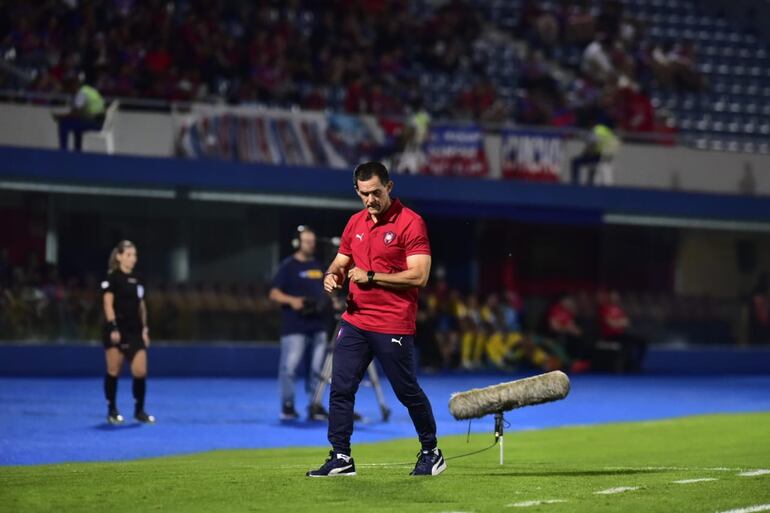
top-left (367, 270), bottom-right (375, 284)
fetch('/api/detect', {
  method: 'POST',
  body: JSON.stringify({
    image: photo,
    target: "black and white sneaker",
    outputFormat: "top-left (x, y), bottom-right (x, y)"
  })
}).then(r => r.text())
top-left (107, 408), bottom-right (124, 425)
top-left (308, 403), bottom-right (329, 421)
top-left (306, 451), bottom-right (356, 477)
top-left (134, 410), bottom-right (156, 424)
top-left (280, 401), bottom-right (300, 421)
top-left (410, 448), bottom-right (446, 476)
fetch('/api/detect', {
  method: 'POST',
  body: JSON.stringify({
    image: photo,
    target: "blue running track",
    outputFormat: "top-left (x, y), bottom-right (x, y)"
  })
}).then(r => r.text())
top-left (2, 374), bottom-right (769, 466)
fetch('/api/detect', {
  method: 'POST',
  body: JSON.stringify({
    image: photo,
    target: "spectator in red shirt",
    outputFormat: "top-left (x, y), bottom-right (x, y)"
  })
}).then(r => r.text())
top-left (145, 40), bottom-right (172, 76)
top-left (598, 290), bottom-right (628, 337)
top-left (597, 290), bottom-right (647, 371)
top-left (307, 162), bottom-right (445, 478)
top-left (616, 84), bottom-right (655, 133)
top-left (546, 293), bottom-right (592, 371)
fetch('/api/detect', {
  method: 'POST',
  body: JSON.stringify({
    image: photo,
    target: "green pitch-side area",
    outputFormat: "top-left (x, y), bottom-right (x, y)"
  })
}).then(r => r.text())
top-left (2, 412), bottom-right (769, 513)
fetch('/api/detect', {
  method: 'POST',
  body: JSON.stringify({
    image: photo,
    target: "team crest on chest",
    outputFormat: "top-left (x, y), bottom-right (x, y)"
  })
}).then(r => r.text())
top-left (383, 231), bottom-right (396, 245)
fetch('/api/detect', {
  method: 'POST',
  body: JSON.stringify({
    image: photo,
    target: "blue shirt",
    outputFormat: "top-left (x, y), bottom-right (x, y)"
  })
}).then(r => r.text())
top-left (271, 256), bottom-right (327, 335)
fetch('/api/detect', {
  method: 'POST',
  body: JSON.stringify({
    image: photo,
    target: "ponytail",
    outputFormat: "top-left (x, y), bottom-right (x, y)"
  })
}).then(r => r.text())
top-left (108, 240), bottom-right (135, 273)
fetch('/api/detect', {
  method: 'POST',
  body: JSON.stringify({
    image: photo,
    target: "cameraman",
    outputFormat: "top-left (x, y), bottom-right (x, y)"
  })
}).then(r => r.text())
top-left (270, 226), bottom-right (330, 421)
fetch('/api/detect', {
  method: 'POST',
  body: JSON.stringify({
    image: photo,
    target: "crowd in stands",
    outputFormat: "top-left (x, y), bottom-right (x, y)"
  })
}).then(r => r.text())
top-left (491, 0), bottom-right (699, 133)
top-left (1, 0), bottom-right (703, 134)
top-left (417, 283), bottom-right (649, 373)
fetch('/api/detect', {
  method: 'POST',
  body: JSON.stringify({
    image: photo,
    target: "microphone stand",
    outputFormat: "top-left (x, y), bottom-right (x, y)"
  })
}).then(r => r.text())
top-left (494, 411), bottom-right (504, 465)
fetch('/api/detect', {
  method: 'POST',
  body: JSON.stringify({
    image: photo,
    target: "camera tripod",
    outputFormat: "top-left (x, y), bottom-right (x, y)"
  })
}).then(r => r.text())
top-left (310, 320), bottom-right (392, 422)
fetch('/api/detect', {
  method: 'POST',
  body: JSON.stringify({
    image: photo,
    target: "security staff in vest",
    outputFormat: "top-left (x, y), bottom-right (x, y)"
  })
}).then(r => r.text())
top-left (270, 226), bottom-right (330, 421)
top-left (54, 73), bottom-right (106, 151)
top-left (570, 123), bottom-right (619, 185)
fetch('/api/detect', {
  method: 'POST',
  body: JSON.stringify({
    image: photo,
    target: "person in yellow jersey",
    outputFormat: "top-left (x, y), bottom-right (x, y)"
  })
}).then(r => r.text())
top-left (486, 290), bottom-right (563, 371)
top-left (570, 123), bottom-right (619, 185)
top-left (55, 74), bottom-right (106, 151)
top-left (460, 294), bottom-right (484, 370)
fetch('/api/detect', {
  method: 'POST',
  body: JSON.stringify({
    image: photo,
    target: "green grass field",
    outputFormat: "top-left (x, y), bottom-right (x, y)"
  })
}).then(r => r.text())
top-left (2, 412), bottom-right (769, 513)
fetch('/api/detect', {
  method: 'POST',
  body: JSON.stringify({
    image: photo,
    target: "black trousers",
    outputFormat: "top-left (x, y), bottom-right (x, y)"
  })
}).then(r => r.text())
top-left (328, 320), bottom-right (437, 455)
top-left (610, 333), bottom-right (648, 372)
top-left (57, 115), bottom-right (105, 151)
top-left (570, 153), bottom-right (602, 184)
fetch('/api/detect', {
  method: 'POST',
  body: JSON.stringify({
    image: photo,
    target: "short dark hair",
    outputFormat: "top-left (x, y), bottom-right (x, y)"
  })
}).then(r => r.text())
top-left (353, 161), bottom-right (390, 188)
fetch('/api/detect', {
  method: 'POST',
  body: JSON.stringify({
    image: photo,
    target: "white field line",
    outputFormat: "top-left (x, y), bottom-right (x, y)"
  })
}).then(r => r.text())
top-left (739, 469), bottom-right (770, 477)
top-left (276, 462), bottom-right (411, 470)
top-left (715, 504), bottom-right (770, 513)
top-left (281, 463), bottom-right (755, 471)
top-left (594, 487), bottom-right (640, 495)
top-left (506, 500), bottom-right (567, 507)
top-left (673, 478), bottom-right (718, 484)
top-left (604, 466), bottom-right (745, 472)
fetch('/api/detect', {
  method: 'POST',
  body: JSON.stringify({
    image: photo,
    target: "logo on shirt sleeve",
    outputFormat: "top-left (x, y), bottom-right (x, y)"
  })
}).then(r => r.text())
top-left (137, 285), bottom-right (145, 299)
top-left (101, 281), bottom-right (109, 290)
top-left (383, 231), bottom-right (396, 245)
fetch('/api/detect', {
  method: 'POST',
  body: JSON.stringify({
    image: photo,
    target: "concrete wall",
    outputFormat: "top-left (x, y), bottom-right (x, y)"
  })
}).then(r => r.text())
top-left (0, 103), bottom-right (174, 156)
top-left (2, 102), bottom-right (769, 195)
top-left (674, 229), bottom-right (770, 298)
top-left (606, 142), bottom-right (770, 197)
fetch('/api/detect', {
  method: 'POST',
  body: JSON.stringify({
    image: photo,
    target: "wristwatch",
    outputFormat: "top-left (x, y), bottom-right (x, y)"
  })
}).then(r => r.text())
top-left (367, 270), bottom-right (375, 284)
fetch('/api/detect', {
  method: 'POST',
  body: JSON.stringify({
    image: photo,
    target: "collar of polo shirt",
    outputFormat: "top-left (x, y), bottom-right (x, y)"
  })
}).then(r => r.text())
top-left (366, 198), bottom-right (403, 225)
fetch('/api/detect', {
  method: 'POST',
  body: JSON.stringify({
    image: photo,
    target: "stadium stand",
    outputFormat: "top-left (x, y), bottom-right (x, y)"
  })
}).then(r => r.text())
top-left (1, 0), bottom-right (766, 151)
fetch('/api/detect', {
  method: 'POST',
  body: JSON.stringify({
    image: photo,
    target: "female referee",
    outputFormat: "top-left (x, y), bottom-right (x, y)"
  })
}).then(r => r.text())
top-left (101, 240), bottom-right (155, 424)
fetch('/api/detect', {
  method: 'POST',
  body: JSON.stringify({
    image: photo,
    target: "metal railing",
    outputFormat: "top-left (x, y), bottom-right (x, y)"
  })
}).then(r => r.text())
top-left (2, 87), bottom-right (768, 153)
top-left (0, 87), bottom-right (681, 144)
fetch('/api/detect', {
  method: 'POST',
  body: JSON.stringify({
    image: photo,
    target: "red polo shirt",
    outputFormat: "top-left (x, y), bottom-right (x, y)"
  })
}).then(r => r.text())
top-left (547, 303), bottom-right (574, 333)
top-left (339, 199), bottom-right (430, 334)
top-left (599, 304), bottom-right (628, 337)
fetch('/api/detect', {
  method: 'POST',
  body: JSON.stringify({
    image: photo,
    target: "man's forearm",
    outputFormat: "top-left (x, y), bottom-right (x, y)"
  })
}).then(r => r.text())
top-left (326, 262), bottom-right (348, 281)
top-left (269, 288), bottom-right (300, 306)
top-left (372, 269), bottom-right (427, 290)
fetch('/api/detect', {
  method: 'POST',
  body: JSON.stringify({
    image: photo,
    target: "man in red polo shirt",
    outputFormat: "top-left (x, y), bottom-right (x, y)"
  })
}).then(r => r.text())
top-left (546, 293), bottom-right (592, 372)
top-left (306, 161), bottom-right (445, 478)
top-left (597, 290), bottom-right (647, 372)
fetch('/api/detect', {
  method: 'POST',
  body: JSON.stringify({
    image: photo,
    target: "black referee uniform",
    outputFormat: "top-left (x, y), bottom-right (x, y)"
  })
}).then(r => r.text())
top-left (101, 269), bottom-right (153, 423)
top-left (101, 270), bottom-right (146, 358)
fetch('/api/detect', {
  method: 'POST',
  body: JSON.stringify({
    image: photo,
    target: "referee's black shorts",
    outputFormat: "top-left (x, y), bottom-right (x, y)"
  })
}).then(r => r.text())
top-left (102, 326), bottom-right (146, 360)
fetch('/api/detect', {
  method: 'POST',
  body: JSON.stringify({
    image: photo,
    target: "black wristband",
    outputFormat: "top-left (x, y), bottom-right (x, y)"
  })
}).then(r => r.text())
top-left (367, 270), bottom-right (375, 284)
top-left (108, 321), bottom-right (119, 332)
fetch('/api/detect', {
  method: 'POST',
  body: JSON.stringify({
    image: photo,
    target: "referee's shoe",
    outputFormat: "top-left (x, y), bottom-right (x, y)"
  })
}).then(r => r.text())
top-left (410, 448), bottom-right (446, 476)
top-left (306, 451), bottom-right (356, 477)
top-left (107, 407), bottom-right (124, 425)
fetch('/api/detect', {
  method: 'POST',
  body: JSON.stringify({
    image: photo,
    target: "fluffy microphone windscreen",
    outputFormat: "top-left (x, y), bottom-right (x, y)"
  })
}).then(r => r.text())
top-left (449, 371), bottom-right (570, 420)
